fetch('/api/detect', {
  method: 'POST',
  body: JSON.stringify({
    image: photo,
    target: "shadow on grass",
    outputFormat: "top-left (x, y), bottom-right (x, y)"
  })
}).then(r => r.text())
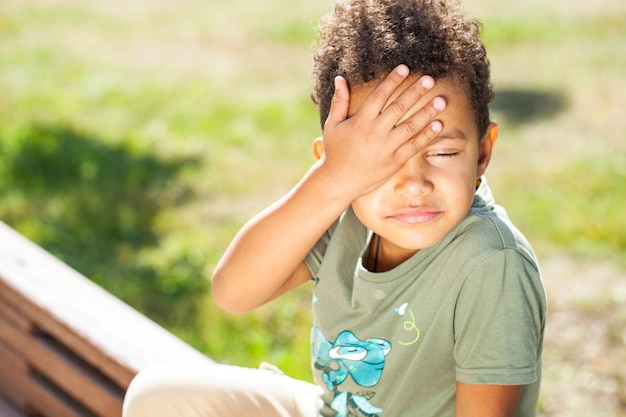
top-left (492, 88), bottom-right (568, 126)
top-left (0, 124), bottom-right (206, 328)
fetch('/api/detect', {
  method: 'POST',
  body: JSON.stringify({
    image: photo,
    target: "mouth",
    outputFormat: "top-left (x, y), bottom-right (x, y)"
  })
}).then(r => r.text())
top-left (388, 207), bottom-right (442, 225)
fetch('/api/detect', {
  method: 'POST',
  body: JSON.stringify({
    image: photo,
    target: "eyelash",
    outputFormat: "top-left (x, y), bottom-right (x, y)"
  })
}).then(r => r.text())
top-left (432, 152), bottom-right (458, 158)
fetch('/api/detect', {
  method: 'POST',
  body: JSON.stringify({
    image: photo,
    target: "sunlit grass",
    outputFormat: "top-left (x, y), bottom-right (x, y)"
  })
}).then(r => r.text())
top-left (501, 155), bottom-right (626, 265)
top-left (482, 12), bottom-right (626, 49)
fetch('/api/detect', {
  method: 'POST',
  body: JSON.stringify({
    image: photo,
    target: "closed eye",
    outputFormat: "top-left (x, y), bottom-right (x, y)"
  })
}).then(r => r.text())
top-left (430, 151), bottom-right (458, 158)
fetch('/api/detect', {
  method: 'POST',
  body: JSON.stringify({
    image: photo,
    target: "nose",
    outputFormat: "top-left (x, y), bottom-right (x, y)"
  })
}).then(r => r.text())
top-left (393, 158), bottom-right (433, 198)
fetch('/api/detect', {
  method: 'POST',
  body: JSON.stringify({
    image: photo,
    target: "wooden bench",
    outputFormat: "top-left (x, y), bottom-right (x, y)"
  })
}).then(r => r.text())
top-left (0, 221), bottom-right (214, 417)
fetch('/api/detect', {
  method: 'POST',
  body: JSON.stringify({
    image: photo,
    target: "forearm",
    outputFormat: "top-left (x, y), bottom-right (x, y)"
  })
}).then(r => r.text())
top-left (454, 383), bottom-right (523, 417)
top-left (211, 160), bottom-right (353, 313)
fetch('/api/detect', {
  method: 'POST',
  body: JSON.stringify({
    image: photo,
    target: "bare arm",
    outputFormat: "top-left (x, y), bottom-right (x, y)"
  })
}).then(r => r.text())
top-left (212, 65), bottom-right (446, 313)
top-left (454, 382), bottom-right (523, 417)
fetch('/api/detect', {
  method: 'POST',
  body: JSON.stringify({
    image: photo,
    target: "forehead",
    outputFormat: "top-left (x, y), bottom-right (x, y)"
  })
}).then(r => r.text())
top-left (348, 76), bottom-right (478, 139)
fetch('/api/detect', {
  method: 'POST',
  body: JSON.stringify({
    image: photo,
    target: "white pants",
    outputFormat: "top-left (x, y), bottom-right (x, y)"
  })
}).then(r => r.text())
top-left (123, 362), bottom-right (323, 417)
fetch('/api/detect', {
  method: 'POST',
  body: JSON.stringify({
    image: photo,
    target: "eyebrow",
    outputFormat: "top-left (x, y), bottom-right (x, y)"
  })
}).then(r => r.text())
top-left (433, 128), bottom-right (469, 142)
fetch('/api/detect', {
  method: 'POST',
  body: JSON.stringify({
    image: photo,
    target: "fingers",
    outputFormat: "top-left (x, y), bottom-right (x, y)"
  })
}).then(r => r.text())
top-left (324, 76), bottom-right (351, 129)
top-left (326, 65), bottom-right (440, 133)
top-left (385, 77), bottom-right (446, 160)
top-left (395, 117), bottom-right (443, 163)
top-left (378, 74), bottom-right (438, 127)
top-left (355, 66), bottom-right (445, 150)
top-left (359, 64), bottom-right (412, 119)
top-left (392, 94), bottom-right (445, 141)
top-left (321, 64), bottom-right (447, 173)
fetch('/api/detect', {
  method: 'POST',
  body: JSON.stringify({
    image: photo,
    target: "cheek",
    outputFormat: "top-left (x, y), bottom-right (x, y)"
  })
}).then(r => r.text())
top-left (451, 178), bottom-right (477, 214)
top-left (449, 153), bottom-right (481, 186)
top-left (351, 197), bottom-right (371, 222)
top-left (438, 165), bottom-right (477, 206)
top-left (351, 192), bottom-right (383, 226)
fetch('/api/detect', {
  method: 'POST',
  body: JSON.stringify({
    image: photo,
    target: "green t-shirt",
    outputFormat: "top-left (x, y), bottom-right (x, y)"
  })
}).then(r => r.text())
top-left (306, 180), bottom-right (546, 417)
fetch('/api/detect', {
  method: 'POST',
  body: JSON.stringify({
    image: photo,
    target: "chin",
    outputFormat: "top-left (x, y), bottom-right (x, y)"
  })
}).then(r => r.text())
top-left (392, 234), bottom-right (444, 252)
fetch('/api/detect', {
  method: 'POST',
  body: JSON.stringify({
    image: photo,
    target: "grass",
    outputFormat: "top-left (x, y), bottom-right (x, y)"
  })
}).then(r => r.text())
top-left (501, 156), bottom-right (626, 263)
top-left (1, 0), bottom-right (625, 387)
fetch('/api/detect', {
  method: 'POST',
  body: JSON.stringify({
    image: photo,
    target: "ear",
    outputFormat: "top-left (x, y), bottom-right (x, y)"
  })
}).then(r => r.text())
top-left (476, 122), bottom-right (498, 178)
top-left (312, 136), bottom-right (324, 160)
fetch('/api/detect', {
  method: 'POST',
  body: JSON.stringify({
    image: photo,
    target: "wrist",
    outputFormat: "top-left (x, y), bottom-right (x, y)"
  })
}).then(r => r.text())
top-left (305, 158), bottom-right (360, 209)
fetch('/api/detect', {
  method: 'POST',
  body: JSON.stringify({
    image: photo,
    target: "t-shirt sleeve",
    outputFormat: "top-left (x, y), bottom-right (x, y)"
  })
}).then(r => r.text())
top-left (453, 249), bottom-right (546, 385)
top-left (305, 231), bottom-right (329, 277)
top-left (305, 217), bottom-right (341, 277)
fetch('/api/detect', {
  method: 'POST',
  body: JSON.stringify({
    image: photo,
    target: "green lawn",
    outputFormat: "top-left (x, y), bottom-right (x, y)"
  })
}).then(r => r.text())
top-left (1, 0), bottom-right (625, 381)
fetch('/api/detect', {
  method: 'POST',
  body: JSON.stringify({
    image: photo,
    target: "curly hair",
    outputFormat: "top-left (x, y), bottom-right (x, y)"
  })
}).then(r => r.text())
top-left (311, 0), bottom-right (494, 138)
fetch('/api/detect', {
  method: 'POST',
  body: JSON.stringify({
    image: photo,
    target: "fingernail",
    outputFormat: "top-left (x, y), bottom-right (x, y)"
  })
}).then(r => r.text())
top-left (396, 65), bottom-right (409, 76)
top-left (420, 76), bottom-right (434, 89)
top-left (431, 121), bottom-right (443, 132)
top-left (432, 97), bottom-right (446, 110)
top-left (334, 76), bottom-right (341, 90)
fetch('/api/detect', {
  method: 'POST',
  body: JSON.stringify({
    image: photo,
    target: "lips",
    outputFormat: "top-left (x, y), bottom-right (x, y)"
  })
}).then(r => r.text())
top-left (388, 207), bottom-right (442, 224)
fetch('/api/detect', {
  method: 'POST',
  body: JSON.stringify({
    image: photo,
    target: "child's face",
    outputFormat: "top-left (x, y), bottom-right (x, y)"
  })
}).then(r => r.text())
top-left (349, 77), bottom-right (496, 264)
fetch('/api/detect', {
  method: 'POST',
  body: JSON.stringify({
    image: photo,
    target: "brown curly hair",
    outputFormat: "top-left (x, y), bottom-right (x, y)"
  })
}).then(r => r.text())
top-left (311, 0), bottom-right (494, 138)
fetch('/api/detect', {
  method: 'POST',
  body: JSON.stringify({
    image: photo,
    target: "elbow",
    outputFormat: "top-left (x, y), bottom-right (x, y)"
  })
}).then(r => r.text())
top-left (211, 270), bottom-right (256, 315)
top-left (212, 292), bottom-right (252, 315)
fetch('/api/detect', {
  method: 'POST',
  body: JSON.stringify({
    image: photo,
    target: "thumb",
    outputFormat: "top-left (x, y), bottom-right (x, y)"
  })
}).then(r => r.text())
top-left (324, 76), bottom-right (350, 129)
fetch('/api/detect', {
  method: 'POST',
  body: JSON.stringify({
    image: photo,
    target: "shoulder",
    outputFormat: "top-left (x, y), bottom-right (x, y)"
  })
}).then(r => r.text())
top-left (305, 207), bottom-right (367, 275)
top-left (454, 179), bottom-right (539, 272)
top-left (451, 188), bottom-right (546, 317)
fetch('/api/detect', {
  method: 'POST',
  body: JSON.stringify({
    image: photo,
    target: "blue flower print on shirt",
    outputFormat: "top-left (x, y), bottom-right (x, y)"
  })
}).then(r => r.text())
top-left (312, 326), bottom-right (391, 416)
top-left (312, 327), bottom-right (391, 390)
top-left (331, 391), bottom-right (383, 417)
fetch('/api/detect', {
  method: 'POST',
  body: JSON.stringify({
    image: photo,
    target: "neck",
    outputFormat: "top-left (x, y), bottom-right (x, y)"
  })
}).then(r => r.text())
top-left (368, 234), bottom-right (419, 273)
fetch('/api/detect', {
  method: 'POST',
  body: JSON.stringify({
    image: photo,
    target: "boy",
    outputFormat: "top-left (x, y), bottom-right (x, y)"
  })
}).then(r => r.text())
top-left (123, 0), bottom-right (546, 416)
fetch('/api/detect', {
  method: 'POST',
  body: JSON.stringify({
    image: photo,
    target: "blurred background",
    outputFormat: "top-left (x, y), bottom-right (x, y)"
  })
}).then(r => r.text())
top-left (1, 0), bottom-right (624, 415)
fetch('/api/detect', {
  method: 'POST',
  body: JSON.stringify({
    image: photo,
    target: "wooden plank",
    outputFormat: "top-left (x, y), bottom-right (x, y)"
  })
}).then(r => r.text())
top-left (0, 279), bottom-right (135, 390)
top-left (0, 221), bottom-right (213, 391)
top-left (0, 290), bottom-right (124, 415)
top-left (0, 315), bottom-right (122, 416)
top-left (0, 333), bottom-right (30, 375)
top-left (0, 341), bottom-right (85, 417)
top-left (0, 315), bottom-right (32, 412)
top-left (0, 291), bottom-right (32, 332)
top-left (0, 395), bottom-right (27, 417)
